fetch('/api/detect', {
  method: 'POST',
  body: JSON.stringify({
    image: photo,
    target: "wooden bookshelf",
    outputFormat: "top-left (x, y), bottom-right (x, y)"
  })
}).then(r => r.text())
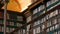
top-left (0, 9), bottom-right (26, 34)
top-left (8, 0), bottom-right (60, 34)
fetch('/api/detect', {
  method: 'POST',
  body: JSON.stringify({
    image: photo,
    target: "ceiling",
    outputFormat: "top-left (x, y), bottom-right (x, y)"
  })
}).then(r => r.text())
top-left (2, 0), bottom-right (32, 12)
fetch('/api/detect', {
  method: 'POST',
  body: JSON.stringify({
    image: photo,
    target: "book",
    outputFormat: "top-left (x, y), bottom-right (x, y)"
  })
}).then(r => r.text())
top-left (27, 25), bottom-right (30, 32)
top-left (2, 27), bottom-right (4, 32)
top-left (17, 16), bottom-right (23, 21)
top-left (40, 18), bottom-right (44, 23)
top-left (42, 25), bottom-right (45, 30)
top-left (22, 29), bottom-right (25, 34)
top-left (53, 32), bottom-right (57, 34)
top-left (6, 21), bottom-right (10, 25)
top-left (16, 23), bottom-right (22, 27)
top-left (52, 10), bottom-right (58, 16)
top-left (47, 1), bottom-right (51, 7)
top-left (55, 0), bottom-right (59, 2)
top-left (6, 27), bottom-right (10, 33)
top-left (33, 29), bottom-right (36, 34)
top-left (0, 26), bottom-right (2, 32)
top-left (10, 28), bottom-right (12, 32)
top-left (58, 9), bottom-right (60, 14)
top-left (9, 14), bottom-right (13, 19)
top-left (58, 31), bottom-right (60, 34)
top-left (50, 0), bottom-right (55, 4)
top-left (51, 0), bottom-right (58, 4)
top-left (0, 20), bottom-right (3, 24)
top-left (47, 21), bottom-right (51, 27)
top-left (7, 13), bottom-right (9, 19)
top-left (36, 27), bottom-right (40, 33)
top-left (55, 24), bottom-right (58, 29)
top-left (50, 27), bottom-right (53, 31)
top-left (55, 10), bottom-right (58, 15)
top-left (40, 5), bottom-right (44, 10)
top-left (10, 28), bottom-right (15, 32)
top-left (26, 16), bottom-right (31, 23)
top-left (45, 15), bottom-right (49, 20)
top-left (38, 6), bottom-right (40, 12)
top-left (33, 8), bottom-right (37, 14)
top-left (9, 22), bottom-right (14, 26)
top-left (57, 17), bottom-right (60, 23)
top-left (0, 12), bottom-right (3, 18)
top-left (34, 21), bottom-right (37, 26)
top-left (18, 30), bottom-right (21, 34)
top-left (51, 18), bottom-right (57, 25)
top-left (49, 12), bottom-right (54, 18)
top-left (47, 28), bottom-right (49, 32)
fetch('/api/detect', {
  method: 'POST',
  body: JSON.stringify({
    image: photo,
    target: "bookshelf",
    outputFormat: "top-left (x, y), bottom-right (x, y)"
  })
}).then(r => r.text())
top-left (26, 0), bottom-right (60, 34)
top-left (8, 0), bottom-right (60, 34)
top-left (0, 9), bottom-right (26, 34)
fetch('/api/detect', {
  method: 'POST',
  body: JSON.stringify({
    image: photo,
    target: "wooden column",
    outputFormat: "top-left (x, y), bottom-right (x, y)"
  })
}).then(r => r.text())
top-left (3, 0), bottom-right (8, 34)
top-left (43, 1), bottom-right (47, 34)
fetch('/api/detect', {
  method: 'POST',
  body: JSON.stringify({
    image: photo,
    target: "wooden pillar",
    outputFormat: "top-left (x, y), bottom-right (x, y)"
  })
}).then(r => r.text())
top-left (3, 0), bottom-right (9, 34)
top-left (43, 1), bottom-right (47, 34)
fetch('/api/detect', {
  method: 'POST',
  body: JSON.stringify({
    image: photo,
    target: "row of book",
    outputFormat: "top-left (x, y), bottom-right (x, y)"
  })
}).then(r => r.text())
top-left (33, 9), bottom-right (59, 26)
top-left (7, 22), bottom-right (22, 27)
top-left (32, 0), bottom-right (59, 18)
top-left (0, 21), bottom-right (22, 27)
top-left (0, 12), bottom-right (23, 21)
top-left (0, 26), bottom-right (15, 33)
top-left (47, 0), bottom-right (59, 7)
top-left (33, 4), bottom-right (44, 15)
top-left (25, 9), bottom-right (60, 34)
top-left (17, 16), bottom-right (23, 21)
top-left (7, 13), bottom-right (23, 21)
top-left (13, 29), bottom-right (26, 34)
top-left (32, 9), bottom-right (60, 34)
